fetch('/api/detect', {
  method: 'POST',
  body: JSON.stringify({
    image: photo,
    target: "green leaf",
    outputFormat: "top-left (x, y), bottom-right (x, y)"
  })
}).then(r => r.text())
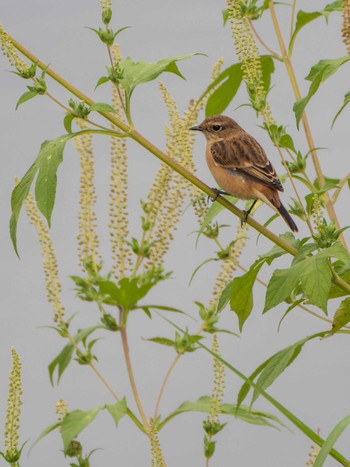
top-left (230, 260), bottom-right (265, 331)
top-left (63, 114), bottom-right (75, 133)
top-left (48, 326), bottom-right (104, 384)
top-left (217, 280), bottom-right (233, 313)
top-left (35, 136), bottom-right (71, 224)
top-left (332, 92), bottom-right (350, 128)
top-left (105, 398), bottom-right (127, 428)
top-left (313, 415), bottom-right (350, 467)
top-left (90, 102), bottom-right (116, 113)
top-left (146, 337), bottom-right (176, 348)
top-left (48, 344), bottom-right (74, 385)
top-left (10, 162), bottom-right (38, 255)
top-left (289, 5), bottom-right (342, 56)
top-left (158, 396), bottom-right (283, 430)
top-left (237, 333), bottom-right (324, 408)
top-left (289, 11), bottom-right (322, 55)
top-left (259, 232), bottom-right (299, 264)
top-left (196, 195), bottom-right (237, 246)
top-left (205, 64), bottom-right (243, 116)
top-left (294, 57), bottom-right (350, 128)
top-left (61, 408), bottom-right (102, 452)
top-left (332, 297), bottom-right (350, 334)
top-left (95, 76), bottom-right (109, 89)
top-left (204, 56), bottom-right (273, 117)
top-left (264, 244), bottom-right (347, 314)
top-left (306, 56), bottom-right (350, 82)
top-left (119, 54), bottom-right (197, 101)
top-left (16, 90), bottom-right (38, 109)
top-left (260, 55), bottom-right (275, 92)
top-left (99, 276), bottom-right (159, 311)
top-left (29, 422), bottom-right (61, 454)
top-left (293, 66), bottom-right (328, 129)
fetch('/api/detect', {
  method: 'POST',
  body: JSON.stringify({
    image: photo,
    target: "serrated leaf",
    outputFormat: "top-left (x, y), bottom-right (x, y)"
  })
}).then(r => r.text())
top-left (90, 102), bottom-right (116, 113)
top-left (332, 297), bottom-right (350, 334)
top-left (105, 398), bottom-right (127, 428)
top-left (99, 277), bottom-right (153, 311)
top-left (118, 54), bottom-right (198, 101)
top-left (230, 260), bottom-right (265, 331)
top-left (16, 90), bottom-right (38, 109)
top-left (260, 55), bottom-right (275, 92)
top-left (61, 408), bottom-right (102, 452)
top-left (264, 253), bottom-right (333, 314)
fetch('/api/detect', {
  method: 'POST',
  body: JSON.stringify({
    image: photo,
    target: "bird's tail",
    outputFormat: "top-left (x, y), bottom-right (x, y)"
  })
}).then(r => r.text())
top-left (277, 203), bottom-right (298, 232)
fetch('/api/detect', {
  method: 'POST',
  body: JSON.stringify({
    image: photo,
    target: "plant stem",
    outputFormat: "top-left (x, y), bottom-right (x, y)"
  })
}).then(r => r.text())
top-left (268, 2), bottom-right (347, 250)
top-left (154, 354), bottom-right (181, 420)
top-left (119, 308), bottom-right (150, 431)
top-left (248, 19), bottom-right (281, 58)
top-left (332, 171), bottom-right (350, 204)
top-left (66, 333), bottom-right (145, 432)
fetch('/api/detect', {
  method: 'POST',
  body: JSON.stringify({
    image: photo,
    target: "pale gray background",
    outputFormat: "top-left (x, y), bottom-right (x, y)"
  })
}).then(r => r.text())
top-left (1, 1), bottom-right (350, 466)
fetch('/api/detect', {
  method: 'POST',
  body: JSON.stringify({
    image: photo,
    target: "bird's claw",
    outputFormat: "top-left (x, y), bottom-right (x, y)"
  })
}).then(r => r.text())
top-left (207, 188), bottom-right (229, 204)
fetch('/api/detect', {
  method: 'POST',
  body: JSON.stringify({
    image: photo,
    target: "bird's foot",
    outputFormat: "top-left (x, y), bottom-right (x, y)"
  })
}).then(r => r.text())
top-left (241, 210), bottom-right (249, 227)
top-left (208, 188), bottom-right (230, 204)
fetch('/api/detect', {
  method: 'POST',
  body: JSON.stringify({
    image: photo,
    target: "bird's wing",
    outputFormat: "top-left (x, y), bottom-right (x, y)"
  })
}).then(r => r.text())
top-left (210, 134), bottom-right (284, 192)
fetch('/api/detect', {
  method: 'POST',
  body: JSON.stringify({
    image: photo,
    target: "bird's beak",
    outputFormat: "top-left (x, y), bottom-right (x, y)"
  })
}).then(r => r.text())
top-left (189, 125), bottom-right (203, 131)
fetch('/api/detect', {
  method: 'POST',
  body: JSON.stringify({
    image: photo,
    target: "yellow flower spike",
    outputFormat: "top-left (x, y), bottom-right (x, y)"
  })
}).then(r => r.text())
top-left (0, 24), bottom-right (31, 76)
top-left (109, 44), bottom-right (132, 278)
top-left (24, 191), bottom-right (65, 324)
top-left (208, 335), bottom-right (225, 426)
top-left (226, 0), bottom-right (274, 124)
top-left (209, 223), bottom-right (248, 309)
top-left (149, 419), bottom-right (166, 467)
top-left (4, 348), bottom-right (22, 461)
top-left (342, 0), bottom-right (350, 54)
top-left (75, 119), bottom-right (101, 272)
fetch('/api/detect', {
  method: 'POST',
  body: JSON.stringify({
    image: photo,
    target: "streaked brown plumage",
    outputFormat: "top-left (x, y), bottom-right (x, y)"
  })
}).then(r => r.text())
top-left (190, 115), bottom-right (298, 232)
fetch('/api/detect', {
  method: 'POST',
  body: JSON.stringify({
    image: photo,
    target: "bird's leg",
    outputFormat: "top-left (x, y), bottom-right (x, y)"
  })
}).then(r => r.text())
top-left (208, 187), bottom-right (230, 204)
top-left (241, 199), bottom-right (258, 226)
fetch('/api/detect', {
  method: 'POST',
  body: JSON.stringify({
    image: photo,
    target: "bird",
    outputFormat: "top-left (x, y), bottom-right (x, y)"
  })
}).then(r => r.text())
top-left (190, 114), bottom-right (298, 232)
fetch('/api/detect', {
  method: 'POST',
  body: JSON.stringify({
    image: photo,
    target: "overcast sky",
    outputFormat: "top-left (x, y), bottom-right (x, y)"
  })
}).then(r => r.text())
top-left (1, 1), bottom-right (350, 466)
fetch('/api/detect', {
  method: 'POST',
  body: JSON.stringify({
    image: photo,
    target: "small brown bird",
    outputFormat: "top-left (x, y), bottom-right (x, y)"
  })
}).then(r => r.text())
top-left (190, 115), bottom-right (298, 232)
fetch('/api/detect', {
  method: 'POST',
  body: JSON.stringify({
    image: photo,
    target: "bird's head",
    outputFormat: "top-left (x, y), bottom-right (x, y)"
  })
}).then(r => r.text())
top-left (190, 115), bottom-right (242, 141)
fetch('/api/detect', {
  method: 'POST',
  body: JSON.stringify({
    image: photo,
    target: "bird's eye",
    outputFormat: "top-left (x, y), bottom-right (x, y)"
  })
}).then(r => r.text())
top-left (212, 125), bottom-right (222, 132)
